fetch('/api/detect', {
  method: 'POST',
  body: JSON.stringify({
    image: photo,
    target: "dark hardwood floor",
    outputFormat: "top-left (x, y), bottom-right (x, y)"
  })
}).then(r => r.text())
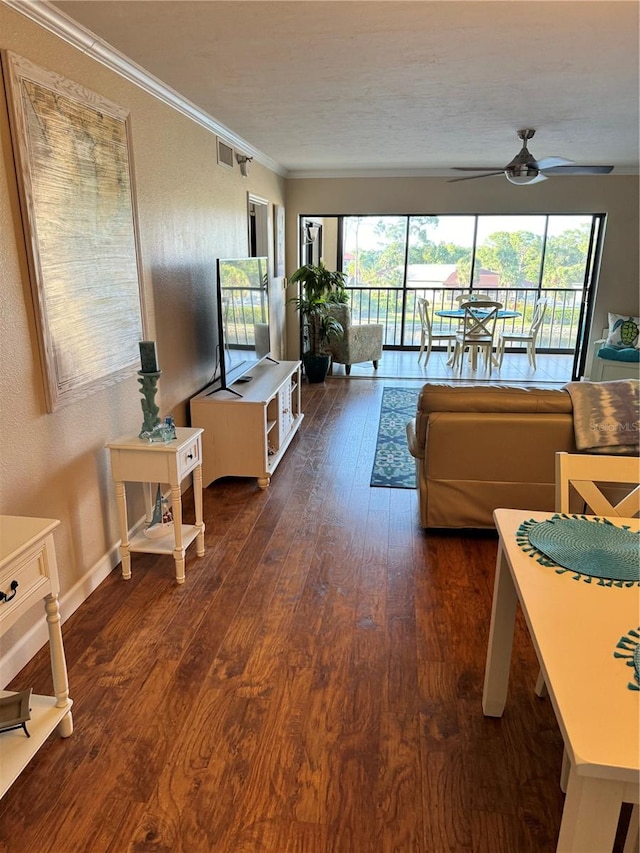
top-left (0, 378), bottom-right (627, 852)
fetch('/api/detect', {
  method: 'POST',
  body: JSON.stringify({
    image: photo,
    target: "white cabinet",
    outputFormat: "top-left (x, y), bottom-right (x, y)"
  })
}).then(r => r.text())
top-left (0, 516), bottom-right (73, 799)
top-left (190, 360), bottom-right (303, 489)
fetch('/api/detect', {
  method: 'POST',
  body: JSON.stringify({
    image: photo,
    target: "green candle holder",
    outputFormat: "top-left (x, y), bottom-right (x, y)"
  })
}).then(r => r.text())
top-left (138, 370), bottom-right (162, 437)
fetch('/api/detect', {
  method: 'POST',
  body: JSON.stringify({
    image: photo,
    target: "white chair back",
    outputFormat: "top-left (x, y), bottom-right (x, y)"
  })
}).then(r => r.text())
top-left (416, 297), bottom-right (456, 366)
top-left (459, 300), bottom-right (502, 339)
top-left (417, 296), bottom-right (432, 333)
top-left (529, 298), bottom-right (548, 338)
top-left (555, 451), bottom-right (640, 517)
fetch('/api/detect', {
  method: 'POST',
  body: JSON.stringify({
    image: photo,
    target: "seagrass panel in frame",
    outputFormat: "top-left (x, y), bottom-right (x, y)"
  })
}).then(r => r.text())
top-left (2, 51), bottom-right (145, 411)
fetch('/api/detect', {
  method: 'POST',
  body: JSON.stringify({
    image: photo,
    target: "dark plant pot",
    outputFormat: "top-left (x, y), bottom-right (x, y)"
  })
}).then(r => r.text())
top-left (303, 353), bottom-right (331, 383)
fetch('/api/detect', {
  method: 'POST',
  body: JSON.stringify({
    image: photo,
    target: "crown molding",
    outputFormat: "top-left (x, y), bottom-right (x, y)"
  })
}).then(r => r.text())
top-left (2, 0), bottom-right (287, 177)
top-left (287, 169), bottom-right (458, 180)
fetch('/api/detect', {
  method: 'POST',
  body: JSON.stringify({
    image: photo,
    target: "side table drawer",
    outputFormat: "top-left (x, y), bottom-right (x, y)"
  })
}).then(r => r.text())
top-left (0, 540), bottom-right (53, 626)
top-left (178, 435), bottom-right (201, 479)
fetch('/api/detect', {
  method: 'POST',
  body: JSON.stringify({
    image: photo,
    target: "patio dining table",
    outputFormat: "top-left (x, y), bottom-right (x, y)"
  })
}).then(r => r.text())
top-left (435, 307), bottom-right (521, 368)
top-left (435, 308), bottom-right (521, 320)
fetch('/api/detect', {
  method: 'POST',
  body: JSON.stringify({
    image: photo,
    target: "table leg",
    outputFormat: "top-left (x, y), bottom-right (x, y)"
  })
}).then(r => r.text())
top-left (482, 542), bottom-right (518, 717)
top-left (114, 481), bottom-right (131, 580)
top-left (171, 484), bottom-right (186, 584)
top-left (623, 804), bottom-right (639, 853)
top-left (44, 593), bottom-right (73, 736)
top-left (143, 481), bottom-right (155, 522)
top-left (193, 464), bottom-right (205, 557)
top-left (534, 670), bottom-right (548, 697)
top-left (560, 749), bottom-right (570, 793)
top-left (558, 767), bottom-right (623, 852)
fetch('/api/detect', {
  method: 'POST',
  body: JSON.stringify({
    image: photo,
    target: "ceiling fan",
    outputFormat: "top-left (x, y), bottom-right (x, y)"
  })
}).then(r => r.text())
top-left (449, 129), bottom-right (614, 185)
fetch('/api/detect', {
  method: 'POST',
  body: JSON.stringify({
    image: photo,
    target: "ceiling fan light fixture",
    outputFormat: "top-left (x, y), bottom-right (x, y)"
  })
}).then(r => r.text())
top-left (505, 166), bottom-right (540, 185)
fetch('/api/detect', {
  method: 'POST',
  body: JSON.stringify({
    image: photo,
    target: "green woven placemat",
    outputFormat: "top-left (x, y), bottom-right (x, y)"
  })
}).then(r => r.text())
top-left (614, 628), bottom-right (640, 691)
top-left (516, 514), bottom-right (640, 586)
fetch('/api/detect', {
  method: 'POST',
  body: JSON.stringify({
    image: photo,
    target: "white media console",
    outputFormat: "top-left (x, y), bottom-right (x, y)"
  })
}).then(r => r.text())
top-left (190, 360), bottom-right (303, 489)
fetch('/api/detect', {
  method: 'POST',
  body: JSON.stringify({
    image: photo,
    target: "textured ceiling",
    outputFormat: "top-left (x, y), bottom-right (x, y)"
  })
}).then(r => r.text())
top-left (49, 0), bottom-right (640, 176)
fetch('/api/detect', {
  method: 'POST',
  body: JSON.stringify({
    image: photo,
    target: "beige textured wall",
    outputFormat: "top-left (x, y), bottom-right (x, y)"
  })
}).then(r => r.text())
top-left (0, 5), bottom-right (284, 674)
top-left (284, 176), bottom-right (639, 359)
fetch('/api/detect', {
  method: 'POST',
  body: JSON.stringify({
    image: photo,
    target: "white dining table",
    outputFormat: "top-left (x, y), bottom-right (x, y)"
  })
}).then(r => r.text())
top-left (484, 508), bottom-right (640, 853)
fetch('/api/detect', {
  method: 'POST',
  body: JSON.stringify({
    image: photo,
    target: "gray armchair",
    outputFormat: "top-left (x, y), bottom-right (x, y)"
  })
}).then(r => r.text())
top-left (327, 304), bottom-right (384, 375)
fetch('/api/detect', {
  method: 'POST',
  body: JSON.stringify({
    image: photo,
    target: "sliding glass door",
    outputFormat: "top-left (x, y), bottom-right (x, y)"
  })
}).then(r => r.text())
top-left (339, 213), bottom-right (605, 373)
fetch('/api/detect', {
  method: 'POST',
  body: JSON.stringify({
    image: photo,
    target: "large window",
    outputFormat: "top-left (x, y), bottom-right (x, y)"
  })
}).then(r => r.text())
top-left (340, 213), bottom-right (604, 353)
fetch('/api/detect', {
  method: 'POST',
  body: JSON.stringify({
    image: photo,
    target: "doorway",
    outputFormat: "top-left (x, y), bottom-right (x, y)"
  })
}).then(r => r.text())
top-left (248, 194), bottom-right (269, 257)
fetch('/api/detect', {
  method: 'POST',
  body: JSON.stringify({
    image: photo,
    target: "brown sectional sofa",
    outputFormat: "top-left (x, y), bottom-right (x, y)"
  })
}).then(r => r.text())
top-left (406, 383), bottom-right (577, 529)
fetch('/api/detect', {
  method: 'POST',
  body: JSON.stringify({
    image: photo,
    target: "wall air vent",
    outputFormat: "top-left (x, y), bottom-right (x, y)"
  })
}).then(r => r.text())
top-left (217, 138), bottom-right (234, 169)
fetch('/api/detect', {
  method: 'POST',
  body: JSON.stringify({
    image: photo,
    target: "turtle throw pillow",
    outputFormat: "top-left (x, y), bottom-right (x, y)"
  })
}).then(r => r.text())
top-left (606, 313), bottom-right (640, 349)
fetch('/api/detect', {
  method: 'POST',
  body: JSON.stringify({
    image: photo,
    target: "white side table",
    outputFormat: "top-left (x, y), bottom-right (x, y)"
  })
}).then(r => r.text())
top-left (106, 427), bottom-right (205, 583)
top-left (0, 515), bottom-right (73, 798)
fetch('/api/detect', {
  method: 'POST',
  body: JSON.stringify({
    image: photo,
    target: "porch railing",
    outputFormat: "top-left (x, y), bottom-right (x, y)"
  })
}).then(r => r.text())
top-left (346, 287), bottom-right (582, 350)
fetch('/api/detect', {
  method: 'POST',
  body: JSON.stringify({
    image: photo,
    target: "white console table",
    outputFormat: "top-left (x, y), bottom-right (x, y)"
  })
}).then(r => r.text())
top-left (0, 515), bottom-right (73, 799)
top-left (106, 427), bottom-right (205, 584)
top-left (190, 360), bottom-right (303, 489)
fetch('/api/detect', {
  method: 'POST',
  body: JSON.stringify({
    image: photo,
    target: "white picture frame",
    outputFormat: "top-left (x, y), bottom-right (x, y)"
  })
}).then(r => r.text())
top-left (2, 51), bottom-right (145, 411)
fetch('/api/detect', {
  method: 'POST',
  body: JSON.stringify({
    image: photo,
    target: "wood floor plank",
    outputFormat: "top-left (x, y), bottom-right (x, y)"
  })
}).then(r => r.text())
top-left (375, 711), bottom-right (424, 851)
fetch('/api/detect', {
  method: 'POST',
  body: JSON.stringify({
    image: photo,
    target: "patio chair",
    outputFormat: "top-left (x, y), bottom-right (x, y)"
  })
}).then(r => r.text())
top-left (496, 297), bottom-right (548, 369)
top-left (451, 300), bottom-right (502, 372)
top-left (416, 297), bottom-right (456, 366)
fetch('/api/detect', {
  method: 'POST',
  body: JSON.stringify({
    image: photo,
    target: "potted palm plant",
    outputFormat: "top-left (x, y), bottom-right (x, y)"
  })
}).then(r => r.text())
top-left (289, 262), bottom-right (348, 382)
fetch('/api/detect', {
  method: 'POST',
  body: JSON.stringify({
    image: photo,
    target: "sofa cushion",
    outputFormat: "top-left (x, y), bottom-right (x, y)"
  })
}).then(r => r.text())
top-left (424, 412), bottom-right (576, 481)
top-left (413, 383), bottom-right (573, 457)
top-left (417, 383), bottom-right (573, 414)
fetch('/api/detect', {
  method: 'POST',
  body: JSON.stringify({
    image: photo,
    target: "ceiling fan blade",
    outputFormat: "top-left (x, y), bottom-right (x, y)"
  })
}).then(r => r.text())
top-left (448, 171), bottom-right (504, 183)
top-left (451, 166), bottom-right (506, 172)
top-left (531, 156), bottom-right (575, 170)
top-left (539, 164), bottom-right (614, 175)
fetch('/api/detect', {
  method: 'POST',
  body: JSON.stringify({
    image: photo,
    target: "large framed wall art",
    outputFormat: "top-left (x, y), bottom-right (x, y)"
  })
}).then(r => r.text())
top-left (2, 51), bottom-right (145, 412)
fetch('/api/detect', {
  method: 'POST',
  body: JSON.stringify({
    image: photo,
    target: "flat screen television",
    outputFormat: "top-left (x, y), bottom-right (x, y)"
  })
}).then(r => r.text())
top-left (214, 256), bottom-right (271, 391)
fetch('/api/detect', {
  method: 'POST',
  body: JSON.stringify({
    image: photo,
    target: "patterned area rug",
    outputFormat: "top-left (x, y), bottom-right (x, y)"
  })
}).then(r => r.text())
top-left (371, 387), bottom-right (420, 488)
